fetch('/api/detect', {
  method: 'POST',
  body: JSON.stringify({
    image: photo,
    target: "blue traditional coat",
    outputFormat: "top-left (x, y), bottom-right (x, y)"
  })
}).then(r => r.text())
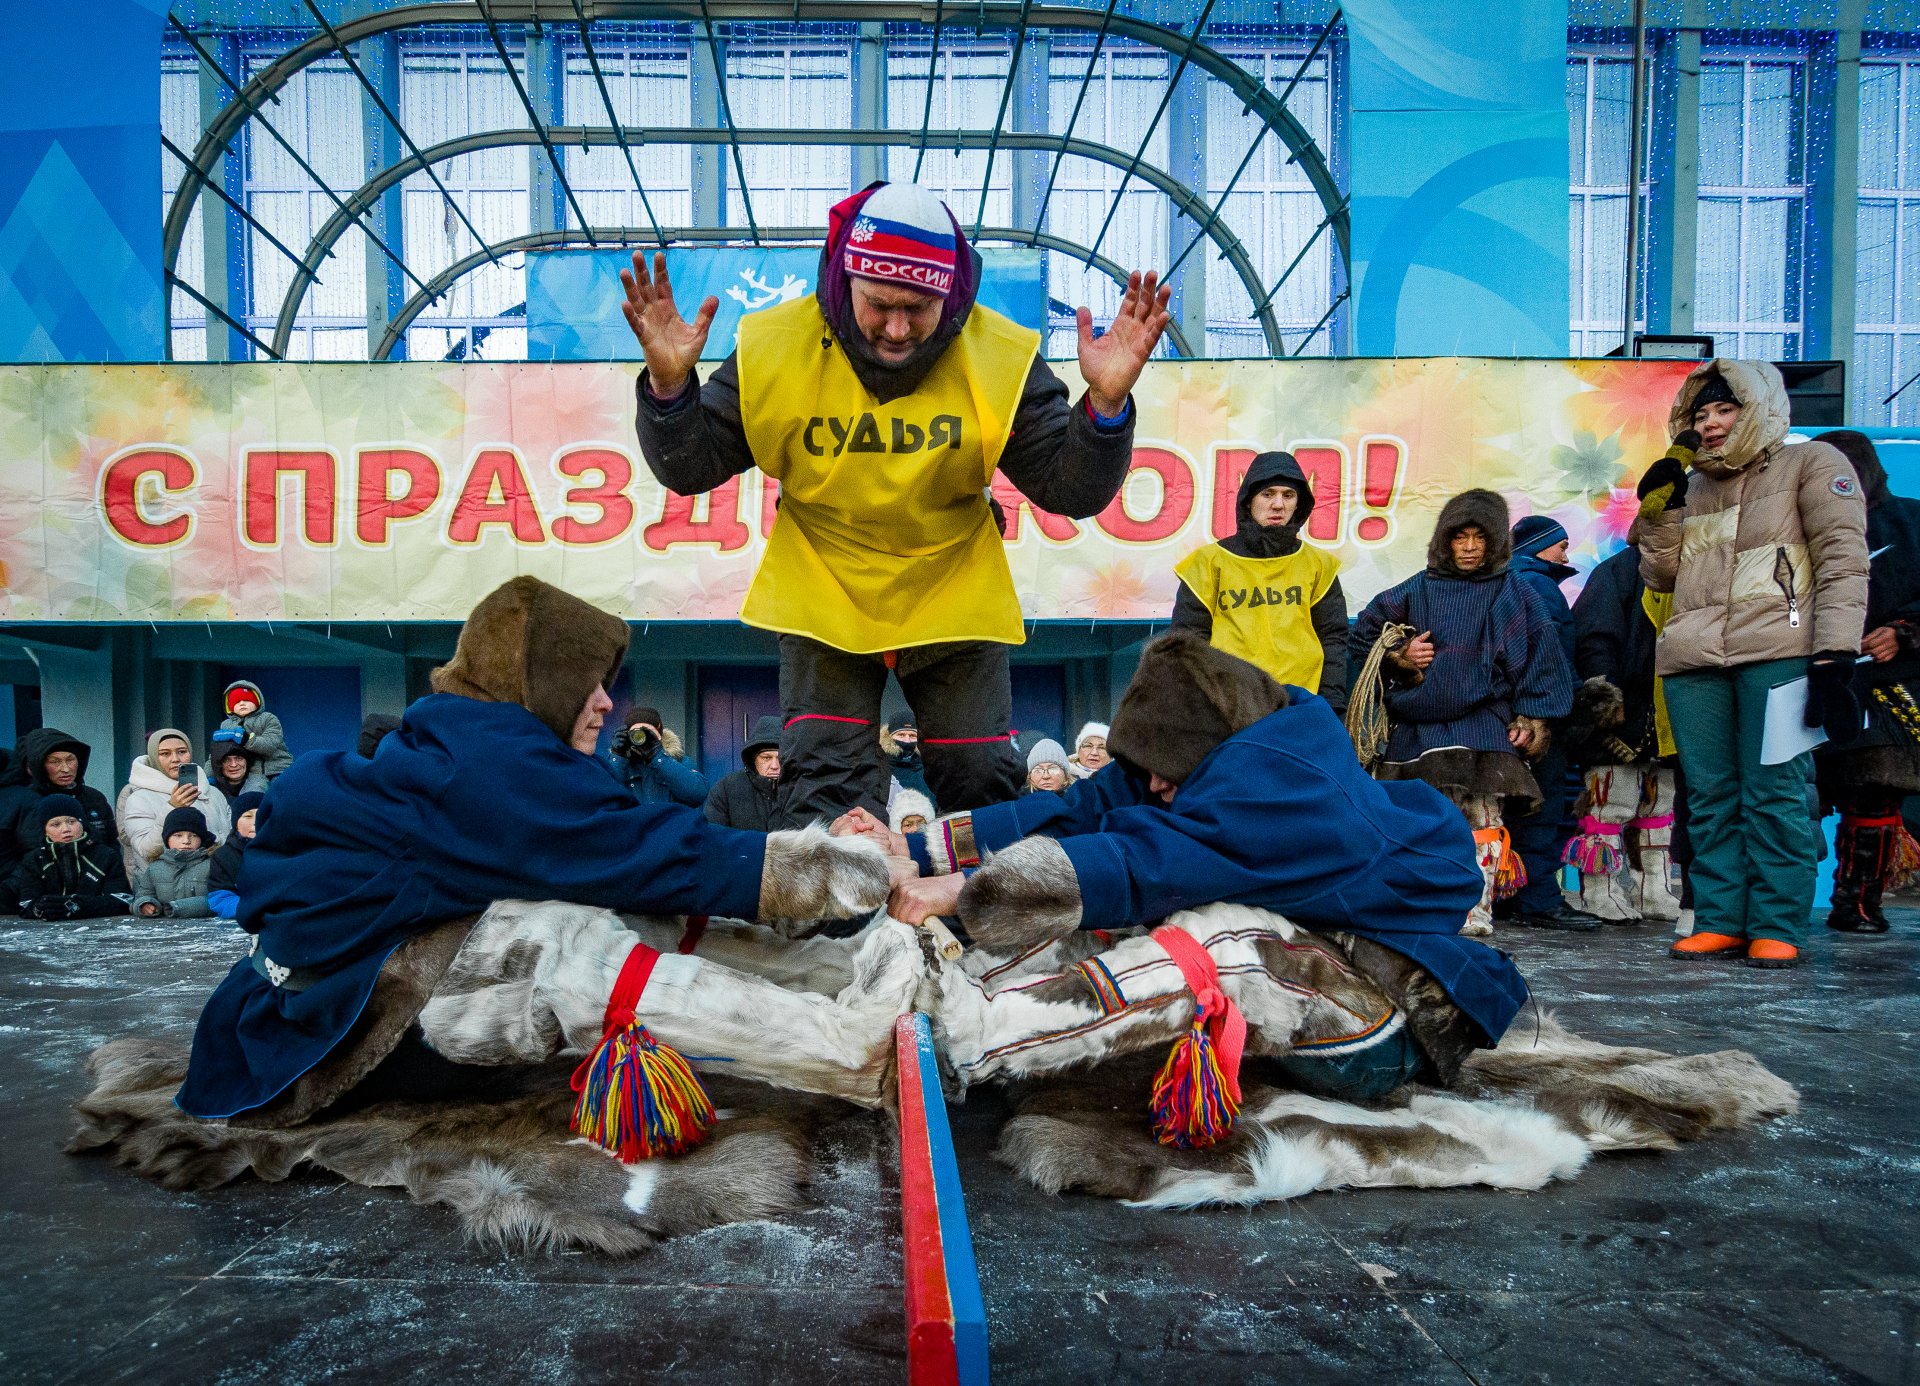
top-left (937, 690), bottom-right (1529, 1046)
top-left (178, 695), bottom-right (767, 1119)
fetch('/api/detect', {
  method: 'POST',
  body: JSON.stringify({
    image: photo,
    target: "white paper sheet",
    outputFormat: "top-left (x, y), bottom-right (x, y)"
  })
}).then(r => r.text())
top-left (1761, 677), bottom-right (1829, 765)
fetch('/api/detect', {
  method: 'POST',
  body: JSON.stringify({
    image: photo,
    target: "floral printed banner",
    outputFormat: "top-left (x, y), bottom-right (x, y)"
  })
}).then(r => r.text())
top-left (0, 356), bottom-right (1696, 623)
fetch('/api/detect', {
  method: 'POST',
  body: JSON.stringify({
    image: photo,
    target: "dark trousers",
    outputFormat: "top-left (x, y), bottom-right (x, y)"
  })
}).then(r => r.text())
top-left (1513, 742), bottom-right (1572, 913)
top-left (775, 635), bottom-right (1025, 826)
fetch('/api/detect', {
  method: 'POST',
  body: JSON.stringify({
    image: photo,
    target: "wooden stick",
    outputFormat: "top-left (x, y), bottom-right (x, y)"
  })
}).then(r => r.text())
top-left (923, 916), bottom-right (965, 961)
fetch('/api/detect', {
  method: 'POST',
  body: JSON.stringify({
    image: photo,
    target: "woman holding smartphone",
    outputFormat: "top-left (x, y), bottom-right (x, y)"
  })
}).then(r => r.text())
top-left (116, 728), bottom-right (231, 887)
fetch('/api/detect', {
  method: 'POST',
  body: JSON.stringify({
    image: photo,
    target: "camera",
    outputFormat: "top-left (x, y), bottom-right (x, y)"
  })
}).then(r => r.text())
top-left (612, 725), bottom-right (659, 761)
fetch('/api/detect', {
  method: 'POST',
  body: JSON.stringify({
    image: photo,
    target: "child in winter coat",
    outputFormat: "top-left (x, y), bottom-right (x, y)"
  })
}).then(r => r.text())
top-left (219, 680), bottom-right (294, 779)
top-left (7, 795), bottom-right (132, 919)
top-left (135, 807), bottom-right (217, 919)
top-left (207, 791), bottom-right (263, 920)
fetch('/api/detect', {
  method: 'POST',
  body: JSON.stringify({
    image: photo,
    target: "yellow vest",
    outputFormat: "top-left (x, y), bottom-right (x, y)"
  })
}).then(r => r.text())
top-left (1643, 587), bottom-right (1677, 757)
top-left (735, 295), bottom-right (1040, 653)
top-left (1173, 541), bottom-right (1342, 690)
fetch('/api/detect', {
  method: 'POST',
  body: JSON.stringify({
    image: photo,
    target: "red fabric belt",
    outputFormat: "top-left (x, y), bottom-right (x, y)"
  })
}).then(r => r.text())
top-left (600, 942), bottom-right (662, 1033)
top-left (677, 915), bottom-right (709, 955)
top-left (1149, 926), bottom-right (1247, 1105)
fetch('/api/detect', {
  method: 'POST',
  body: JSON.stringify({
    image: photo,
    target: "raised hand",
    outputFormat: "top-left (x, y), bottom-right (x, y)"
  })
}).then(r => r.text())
top-left (1076, 270), bottom-right (1173, 417)
top-left (620, 250), bottom-right (718, 399)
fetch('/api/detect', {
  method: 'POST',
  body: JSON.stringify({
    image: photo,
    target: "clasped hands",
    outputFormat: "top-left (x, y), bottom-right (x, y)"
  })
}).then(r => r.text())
top-left (829, 805), bottom-right (965, 924)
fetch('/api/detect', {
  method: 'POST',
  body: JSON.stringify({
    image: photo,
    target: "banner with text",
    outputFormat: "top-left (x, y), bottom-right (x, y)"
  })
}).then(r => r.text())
top-left (0, 356), bottom-right (1696, 623)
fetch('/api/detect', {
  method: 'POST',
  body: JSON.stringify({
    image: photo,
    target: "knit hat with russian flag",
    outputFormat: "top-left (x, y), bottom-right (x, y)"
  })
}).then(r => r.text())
top-left (843, 183), bottom-right (959, 298)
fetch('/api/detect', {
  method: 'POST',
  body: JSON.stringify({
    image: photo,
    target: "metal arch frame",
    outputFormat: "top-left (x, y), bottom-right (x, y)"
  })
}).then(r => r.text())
top-left (164, 1), bottom-right (1346, 358)
top-left (373, 223), bottom-right (1196, 360)
top-left (277, 125), bottom-right (1273, 356)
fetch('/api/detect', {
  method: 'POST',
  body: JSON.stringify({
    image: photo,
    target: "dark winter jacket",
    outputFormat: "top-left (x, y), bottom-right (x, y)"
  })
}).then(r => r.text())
top-left (1571, 544), bottom-right (1661, 760)
top-left (7, 831), bottom-right (131, 919)
top-left (1350, 491), bottom-right (1575, 763)
top-left (177, 694), bottom-right (770, 1120)
top-left (0, 728), bottom-right (117, 878)
top-left (1509, 552), bottom-right (1578, 668)
top-left (946, 691), bottom-right (1528, 1049)
top-left (634, 184), bottom-right (1134, 527)
top-left (136, 845), bottom-right (215, 918)
top-left (704, 769), bottom-right (786, 831)
top-left (614, 727), bottom-right (710, 808)
top-left (881, 725), bottom-right (933, 804)
top-left (219, 681), bottom-right (294, 779)
top-left (1170, 450), bottom-right (1350, 712)
top-left (208, 834), bottom-right (249, 917)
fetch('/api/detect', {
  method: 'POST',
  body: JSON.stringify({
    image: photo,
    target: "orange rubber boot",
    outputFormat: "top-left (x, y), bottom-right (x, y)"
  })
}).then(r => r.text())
top-left (1670, 931), bottom-right (1746, 959)
top-left (1746, 938), bottom-right (1801, 969)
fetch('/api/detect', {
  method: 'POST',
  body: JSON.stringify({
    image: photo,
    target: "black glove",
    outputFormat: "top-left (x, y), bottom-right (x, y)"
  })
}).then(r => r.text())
top-left (1805, 652), bottom-right (1861, 745)
top-left (1637, 457), bottom-right (1689, 506)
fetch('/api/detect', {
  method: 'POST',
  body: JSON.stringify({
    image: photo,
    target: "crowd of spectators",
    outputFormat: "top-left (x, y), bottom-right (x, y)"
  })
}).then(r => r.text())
top-left (0, 361), bottom-right (1907, 971)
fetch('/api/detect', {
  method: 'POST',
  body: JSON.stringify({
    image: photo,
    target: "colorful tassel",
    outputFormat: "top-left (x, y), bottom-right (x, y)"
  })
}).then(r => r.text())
top-left (1892, 824), bottom-right (1920, 891)
top-left (1150, 1018), bottom-right (1241, 1149)
top-left (1560, 817), bottom-right (1624, 876)
top-left (1147, 926), bottom-right (1247, 1150)
top-left (570, 944), bottom-right (715, 1162)
top-left (1473, 825), bottom-right (1526, 899)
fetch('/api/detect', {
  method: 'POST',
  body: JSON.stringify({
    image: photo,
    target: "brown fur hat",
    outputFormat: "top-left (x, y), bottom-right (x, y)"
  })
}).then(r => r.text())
top-left (1427, 488), bottom-right (1512, 577)
top-left (431, 577), bottom-right (629, 743)
top-left (1108, 631), bottom-right (1289, 785)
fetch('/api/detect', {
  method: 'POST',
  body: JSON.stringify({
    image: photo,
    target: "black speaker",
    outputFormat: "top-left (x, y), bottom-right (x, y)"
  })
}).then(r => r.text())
top-left (1777, 361), bottom-right (1847, 427)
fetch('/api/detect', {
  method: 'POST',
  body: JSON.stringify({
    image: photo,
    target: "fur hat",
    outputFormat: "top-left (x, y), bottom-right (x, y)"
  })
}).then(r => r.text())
top-left (431, 577), bottom-right (630, 744)
top-left (146, 728), bottom-right (192, 763)
top-left (1427, 489), bottom-right (1512, 578)
top-left (889, 788), bottom-right (935, 833)
top-left (31, 793), bottom-right (86, 835)
top-left (161, 805), bottom-right (211, 848)
top-left (1108, 631), bottom-right (1289, 785)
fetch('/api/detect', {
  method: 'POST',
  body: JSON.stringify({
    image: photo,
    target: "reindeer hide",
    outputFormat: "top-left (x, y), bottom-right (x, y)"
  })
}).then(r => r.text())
top-left (995, 1013), bottom-right (1798, 1209)
top-left (67, 1037), bottom-right (839, 1257)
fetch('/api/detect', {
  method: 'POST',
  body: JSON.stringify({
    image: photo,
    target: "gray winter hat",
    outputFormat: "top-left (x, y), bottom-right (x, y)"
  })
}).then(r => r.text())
top-left (1025, 738), bottom-right (1070, 773)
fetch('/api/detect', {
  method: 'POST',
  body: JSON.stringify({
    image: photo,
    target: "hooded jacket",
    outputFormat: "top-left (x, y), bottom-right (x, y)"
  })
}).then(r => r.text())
top-left (1508, 521), bottom-right (1578, 668)
top-left (177, 578), bottom-right (770, 1120)
top-left (116, 746), bottom-right (232, 882)
top-left (919, 633), bottom-right (1526, 1049)
top-left (1171, 451), bottom-right (1350, 710)
top-left (6, 797), bottom-right (131, 919)
top-left (1350, 490), bottom-right (1575, 765)
top-left (135, 843), bottom-right (215, 918)
top-left (1637, 360), bottom-right (1869, 676)
top-left (633, 183), bottom-right (1135, 537)
top-left (0, 727), bottom-right (116, 875)
top-left (1570, 543), bottom-right (1661, 760)
top-left (704, 714), bottom-right (788, 831)
top-left (219, 681), bottom-right (294, 779)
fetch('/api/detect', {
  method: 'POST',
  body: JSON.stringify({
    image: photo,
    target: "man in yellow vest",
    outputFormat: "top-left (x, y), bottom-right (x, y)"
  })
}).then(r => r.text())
top-left (628, 182), bottom-right (1169, 821)
top-left (1170, 450), bottom-right (1348, 712)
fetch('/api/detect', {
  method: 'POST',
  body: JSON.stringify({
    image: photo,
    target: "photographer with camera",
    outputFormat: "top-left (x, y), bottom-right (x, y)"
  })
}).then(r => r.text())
top-left (609, 705), bottom-right (709, 808)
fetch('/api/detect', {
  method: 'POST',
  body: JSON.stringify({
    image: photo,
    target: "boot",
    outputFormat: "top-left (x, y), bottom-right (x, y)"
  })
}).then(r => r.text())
top-left (1829, 813), bottom-right (1899, 935)
top-left (1627, 767), bottom-right (1683, 922)
top-left (1565, 766), bottom-right (1640, 921)
top-left (1452, 792), bottom-right (1502, 937)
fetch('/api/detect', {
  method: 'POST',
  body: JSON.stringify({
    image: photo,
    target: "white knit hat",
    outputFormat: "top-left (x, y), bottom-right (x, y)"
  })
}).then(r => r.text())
top-left (1074, 721), bottom-right (1110, 751)
top-left (888, 788), bottom-right (936, 833)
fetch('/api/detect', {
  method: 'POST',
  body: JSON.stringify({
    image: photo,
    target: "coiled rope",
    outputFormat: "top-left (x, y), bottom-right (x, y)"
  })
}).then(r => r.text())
top-left (1344, 622), bottom-right (1416, 770)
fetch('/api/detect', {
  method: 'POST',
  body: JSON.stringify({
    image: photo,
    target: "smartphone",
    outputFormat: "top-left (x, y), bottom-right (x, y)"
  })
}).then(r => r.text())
top-left (176, 765), bottom-right (197, 788)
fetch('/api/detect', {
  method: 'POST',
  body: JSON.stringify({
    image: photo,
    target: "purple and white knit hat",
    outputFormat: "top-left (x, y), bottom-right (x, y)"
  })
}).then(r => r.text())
top-left (843, 183), bottom-right (959, 298)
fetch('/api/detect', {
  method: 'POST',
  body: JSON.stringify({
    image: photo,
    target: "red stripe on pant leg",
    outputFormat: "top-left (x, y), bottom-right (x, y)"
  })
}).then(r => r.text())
top-left (921, 731), bottom-right (1017, 746)
top-left (785, 714), bottom-right (873, 727)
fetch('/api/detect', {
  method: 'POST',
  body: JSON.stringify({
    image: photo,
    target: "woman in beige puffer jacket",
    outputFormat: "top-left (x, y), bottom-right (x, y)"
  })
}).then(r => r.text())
top-left (1635, 359), bottom-right (1868, 969)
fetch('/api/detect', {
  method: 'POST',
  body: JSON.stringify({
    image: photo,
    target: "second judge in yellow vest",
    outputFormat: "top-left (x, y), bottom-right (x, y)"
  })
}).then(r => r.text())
top-left (630, 182), bottom-right (1170, 822)
top-left (1171, 450), bottom-right (1349, 712)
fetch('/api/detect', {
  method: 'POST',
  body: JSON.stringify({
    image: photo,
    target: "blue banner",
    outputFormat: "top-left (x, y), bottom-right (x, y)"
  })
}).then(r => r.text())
top-left (527, 245), bottom-right (1047, 361)
top-left (1344, 0), bottom-right (1570, 357)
